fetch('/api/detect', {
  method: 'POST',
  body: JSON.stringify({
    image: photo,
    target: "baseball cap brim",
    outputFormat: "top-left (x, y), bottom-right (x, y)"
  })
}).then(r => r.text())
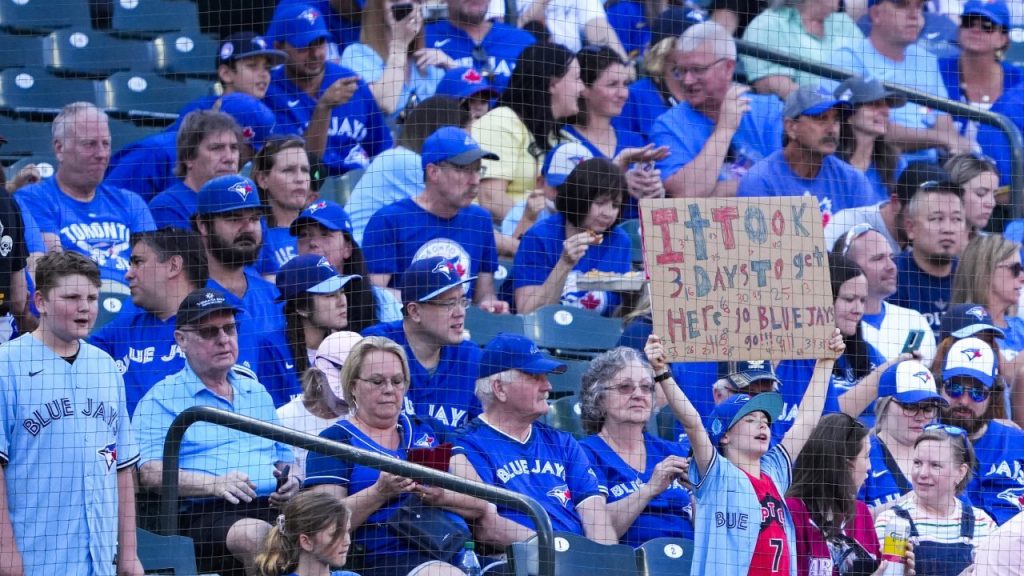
top-left (308, 274), bottom-right (360, 295)
top-left (177, 302), bottom-right (240, 328)
top-left (727, 370), bottom-right (781, 390)
top-left (290, 213), bottom-right (345, 235)
top-left (893, 389), bottom-right (948, 405)
top-left (287, 30), bottom-right (332, 48)
top-left (708, 392), bottom-right (783, 445)
top-left (446, 149), bottom-right (499, 166)
top-left (416, 275), bottom-right (478, 302)
top-left (235, 48), bottom-right (287, 67)
top-left (952, 324), bottom-right (1005, 339)
top-left (518, 355), bottom-right (568, 375)
top-left (800, 100), bottom-right (852, 117)
top-left (459, 85), bottom-right (500, 100)
top-left (944, 367), bottom-right (995, 388)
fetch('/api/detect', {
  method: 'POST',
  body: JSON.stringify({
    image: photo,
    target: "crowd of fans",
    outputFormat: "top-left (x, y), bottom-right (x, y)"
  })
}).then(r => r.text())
top-left (4, 0), bottom-right (1024, 574)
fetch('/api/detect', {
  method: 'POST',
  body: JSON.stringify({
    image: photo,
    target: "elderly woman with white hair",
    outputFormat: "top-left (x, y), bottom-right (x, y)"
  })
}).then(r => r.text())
top-left (578, 346), bottom-right (694, 547)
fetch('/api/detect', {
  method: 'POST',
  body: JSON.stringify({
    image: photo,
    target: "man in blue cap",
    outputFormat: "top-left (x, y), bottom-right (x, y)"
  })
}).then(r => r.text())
top-left (362, 256), bottom-right (485, 428)
top-left (451, 332), bottom-right (617, 545)
top-left (362, 126), bottom-right (507, 312)
top-left (264, 3), bottom-right (391, 177)
top-left (739, 86), bottom-right (875, 225)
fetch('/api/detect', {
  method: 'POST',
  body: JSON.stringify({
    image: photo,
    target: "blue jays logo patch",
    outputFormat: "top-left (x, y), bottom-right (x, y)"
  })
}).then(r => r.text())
top-left (961, 348), bottom-right (984, 362)
top-left (97, 443), bottom-right (117, 471)
top-left (912, 370), bottom-right (932, 385)
top-left (228, 180), bottom-right (253, 201)
top-left (547, 484), bottom-right (572, 507)
top-left (413, 432), bottom-right (435, 447)
top-left (997, 486), bottom-right (1024, 510)
top-left (966, 306), bottom-right (988, 322)
top-left (299, 7), bottom-right (320, 25)
top-left (309, 201), bottom-right (328, 213)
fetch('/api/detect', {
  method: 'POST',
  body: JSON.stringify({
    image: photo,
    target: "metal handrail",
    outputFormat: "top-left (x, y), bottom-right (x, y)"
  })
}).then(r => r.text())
top-left (736, 39), bottom-right (1024, 217)
top-left (158, 406), bottom-right (556, 576)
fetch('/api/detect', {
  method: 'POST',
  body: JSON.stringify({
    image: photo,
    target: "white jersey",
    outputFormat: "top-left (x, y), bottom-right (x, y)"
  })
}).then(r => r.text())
top-left (863, 301), bottom-right (937, 366)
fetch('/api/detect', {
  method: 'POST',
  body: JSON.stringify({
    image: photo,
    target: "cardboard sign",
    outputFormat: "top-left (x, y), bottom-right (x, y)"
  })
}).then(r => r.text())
top-left (639, 197), bottom-right (835, 362)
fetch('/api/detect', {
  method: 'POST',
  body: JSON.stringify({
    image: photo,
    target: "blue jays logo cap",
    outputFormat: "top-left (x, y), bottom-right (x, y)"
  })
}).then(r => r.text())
top-left (541, 142), bottom-right (593, 188)
top-left (176, 289), bottom-right (240, 328)
top-left (289, 200), bottom-right (353, 236)
top-left (398, 256), bottom-right (477, 304)
top-left (268, 3), bottom-right (333, 48)
top-left (940, 303), bottom-right (1005, 341)
top-left (217, 93), bottom-right (276, 152)
top-left (706, 392), bottom-right (782, 446)
top-left (436, 67), bottom-right (500, 101)
top-left (275, 254), bottom-right (359, 301)
top-left (420, 126), bottom-right (498, 171)
top-left (196, 174), bottom-right (268, 216)
top-left (217, 32), bottom-right (287, 67)
top-left (943, 337), bottom-right (998, 388)
top-left (878, 360), bottom-right (947, 405)
top-left (479, 333), bottom-right (567, 379)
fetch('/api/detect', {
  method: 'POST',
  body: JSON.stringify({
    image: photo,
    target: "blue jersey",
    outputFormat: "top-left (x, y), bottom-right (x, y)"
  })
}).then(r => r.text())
top-left (0, 335), bottom-right (139, 576)
top-left (652, 94), bottom-right (784, 182)
top-left (265, 63), bottom-right (392, 177)
top-left (511, 213), bottom-right (631, 316)
top-left (580, 432), bottom-right (694, 546)
top-left (831, 343), bottom-right (887, 427)
top-left (305, 413), bottom-right (468, 559)
top-left (613, 76), bottom-right (672, 147)
top-left (361, 320), bottom-right (482, 428)
top-left (88, 301), bottom-right (261, 415)
top-left (454, 417), bottom-right (605, 534)
top-left (967, 421), bottom-right (1024, 525)
top-left (262, 226), bottom-right (298, 274)
top-left (424, 20), bottom-right (535, 94)
top-left (148, 181), bottom-right (197, 231)
top-left (890, 251), bottom-right (956, 339)
top-left (737, 151), bottom-right (876, 226)
top-left (977, 84), bottom-right (1024, 187)
top-left (559, 125), bottom-right (646, 220)
top-left (362, 198), bottom-right (498, 301)
top-left (772, 359), bottom-right (843, 437)
top-left (859, 435), bottom-right (911, 511)
top-left (105, 130), bottom-right (179, 202)
top-left (17, 178), bottom-right (156, 284)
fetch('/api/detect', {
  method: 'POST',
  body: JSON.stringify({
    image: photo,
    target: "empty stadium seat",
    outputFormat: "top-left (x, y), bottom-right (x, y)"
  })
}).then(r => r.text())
top-left (637, 537), bottom-right (694, 576)
top-left (465, 307), bottom-right (525, 347)
top-left (523, 305), bottom-right (624, 359)
top-left (43, 28), bottom-right (150, 77)
top-left (96, 71), bottom-right (209, 122)
top-left (0, 118), bottom-right (53, 157)
top-left (318, 168), bottom-right (365, 206)
top-left (543, 395), bottom-right (584, 438)
top-left (507, 532), bottom-right (640, 576)
top-left (136, 528), bottom-right (198, 575)
top-left (112, 0), bottom-right (201, 36)
top-left (0, 67), bottom-right (95, 118)
top-left (93, 280), bottom-right (131, 332)
top-left (617, 219), bottom-right (644, 269)
top-left (0, 0), bottom-right (90, 34)
top-left (150, 31), bottom-right (219, 79)
top-left (0, 32), bottom-right (44, 69)
top-left (4, 155), bottom-right (57, 183)
top-left (547, 358), bottom-right (588, 399)
top-left (1007, 28), bottom-right (1024, 69)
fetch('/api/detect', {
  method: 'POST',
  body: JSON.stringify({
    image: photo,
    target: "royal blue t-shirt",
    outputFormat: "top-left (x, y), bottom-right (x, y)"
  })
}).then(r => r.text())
top-left (265, 63), bottom-right (392, 176)
top-left (966, 420), bottom-right (1024, 525)
top-left (613, 76), bottom-right (672, 147)
top-left (148, 181), bottom-right (197, 231)
top-left (831, 342), bottom-right (887, 428)
top-left (978, 83), bottom-right (1024, 187)
top-left (454, 417), bottom-right (605, 534)
top-left (580, 432), bottom-right (694, 546)
top-left (889, 251), bottom-right (956, 340)
top-left (425, 20), bottom-right (535, 94)
top-left (105, 130), bottom-right (179, 203)
top-left (16, 178), bottom-right (156, 284)
top-left (560, 125), bottom-right (647, 220)
top-left (262, 226), bottom-right (298, 273)
top-left (737, 151), bottom-right (876, 227)
top-left (511, 213), bottom-right (631, 316)
top-left (361, 320), bottom-right (482, 428)
top-left (362, 197), bottom-right (498, 301)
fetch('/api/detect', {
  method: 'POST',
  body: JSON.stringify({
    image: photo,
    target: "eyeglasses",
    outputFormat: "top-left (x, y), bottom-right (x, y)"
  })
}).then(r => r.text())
top-left (840, 223), bottom-right (874, 256)
top-left (471, 45), bottom-right (493, 78)
top-left (942, 380), bottom-right (991, 402)
top-left (895, 401), bottom-right (938, 418)
top-left (181, 322), bottom-right (237, 340)
top-left (671, 58), bottom-right (728, 80)
top-left (997, 262), bottom-right (1024, 277)
top-left (421, 296), bottom-right (471, 311)
top-left (604, 380), bottom-right (656, 396)
top-left (961, 15), bottom-right (1002, 34)
top-left (441, 162), bottom-right (487, 177)
top-left (356, 376), bottom-right (407, 390)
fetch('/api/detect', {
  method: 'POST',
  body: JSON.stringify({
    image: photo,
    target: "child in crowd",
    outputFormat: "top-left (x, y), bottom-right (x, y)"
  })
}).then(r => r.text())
top-left (254, 490), bottom-right (358, 576)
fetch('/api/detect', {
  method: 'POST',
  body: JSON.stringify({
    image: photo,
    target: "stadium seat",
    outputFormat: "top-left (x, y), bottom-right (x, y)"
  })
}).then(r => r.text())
top-left (108, 119), bottom-right (164, 151)
top-left (465, 307), bottom-right (525, 347)
top-left (547, 358), bottom-right (588, 399)
top-left (136, 528), bottom-right (198, 575)
top-left (1007, 28), bottom-right (1024, 70)
top-left (94, 280), bottom-right (131, 333)
top-left (0, 118), bottom-right (53, 157)
top-left (0, 67), bottom-right (96, 119)
top-left (0, 0), bottom-right (90, 34)
top-left (96, 71), bottom-right (209, 122)
top-left (543, 395), bottom-right (584, 438)
top-left (43, 29), bottom-right (151, 78)
top-left (636, 537), bottom-right (694, 576)
top-left (150, 31), bottom-right (220, 79)
top-left (523, 305), bottom-right (623, 359)
top-left (0, 32), bottom-right (45, 69)
top-left (652, 405), bottom-right (681, 442)
top-left (318, 168), bottom-right (365, 206)
top-left (112, 0), bottom-right (201, 36)
top-left (3, 155), bottom-right (57, 183)
top-left (507, 532), bottom-right (640, 576)
top-left (616, 219), bottom-right (644, 269)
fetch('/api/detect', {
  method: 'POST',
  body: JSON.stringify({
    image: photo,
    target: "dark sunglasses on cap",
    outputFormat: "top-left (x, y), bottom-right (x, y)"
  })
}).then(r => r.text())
top-left (961, 15), bottom-right (1004, 34)
top-left (942, 379), bottom-right (990, 402)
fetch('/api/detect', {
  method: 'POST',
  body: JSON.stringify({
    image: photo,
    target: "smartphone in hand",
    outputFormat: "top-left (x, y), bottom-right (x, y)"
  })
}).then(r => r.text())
top-left (276, 464), bottom-right (291, 491)
top-left (901, 330), bottom-right (925, 355)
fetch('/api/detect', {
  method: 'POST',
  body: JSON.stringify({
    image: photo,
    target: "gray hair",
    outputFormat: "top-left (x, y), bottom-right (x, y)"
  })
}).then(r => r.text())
top-left (677, 21), bottom-right (736, 61)
top-left (579, 347), bottom-right (654, 434)
top-left (52, 102), bottom-right (108, 143)
top-left (475, 370), bottom-right (515, 408)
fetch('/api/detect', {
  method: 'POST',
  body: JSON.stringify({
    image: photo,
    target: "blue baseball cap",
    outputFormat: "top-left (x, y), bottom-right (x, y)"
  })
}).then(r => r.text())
top-left (541, 142), bottom-right (593, 188)
top-left (217, 93), bottom-right (276, 152)
top-left (276, 254), bottom-right (359, 301)
top-left (962, 0), bottom-right (1010, 28)
top-left (940, 303), bottom-right (1005, 340)
top-left (398, 256), bottom-right (476, 304)
top-left (706, 392), bottom-right (783, 447)
top-left (479, 333), bottom-right (567, 379)
top-left (784, 86), bottom-right (852, 119)
top-left (878, 360), bottom-right (948, 405)
top-left (943, 337), bottom-right (998, 388)
top-left (196, 174), bottom-right (268, 216)
top-left (420, 126), bottom-right (498, 171)
top-left (217, 32), bottom-right (287, 67)
top-left (436, 67), bottom-right (500, 101)
top-left (268, 4), bottom-right (333, 48)
top-left (289, 199), bottom-right (353, 236)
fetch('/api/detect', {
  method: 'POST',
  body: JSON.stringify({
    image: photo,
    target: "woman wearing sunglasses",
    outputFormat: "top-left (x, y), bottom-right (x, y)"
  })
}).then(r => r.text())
top-left (873, 424), bottom-right (995, 576)
top-left (578, 347), bottom-right (694, 547)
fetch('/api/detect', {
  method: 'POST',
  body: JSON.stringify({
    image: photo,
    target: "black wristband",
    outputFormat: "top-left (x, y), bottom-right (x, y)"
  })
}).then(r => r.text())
top-left (654, 371), bottom-right (673, 383)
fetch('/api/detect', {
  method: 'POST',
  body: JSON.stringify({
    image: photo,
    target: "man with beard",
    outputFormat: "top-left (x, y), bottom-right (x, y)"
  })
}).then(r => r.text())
top-left (832, 225), bottom-right (936, 364)
top-left (939, 337), bottom-right (1024, 525)
top-left (192, 174), bottom-right (298, 405)
top-left (889, 180), bottom-right (964, 339)
top-left (424, 0), bottom-right (535, 94)
top-left (738, 87), bottom-right (874, 226)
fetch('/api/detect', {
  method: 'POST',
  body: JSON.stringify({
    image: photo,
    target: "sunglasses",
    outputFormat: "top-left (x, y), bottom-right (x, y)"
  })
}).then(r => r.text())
top-left (472, 45), bottom-right (493, 78)
top-left (604, 380), bottom-right (656, 396)
top-left (181, 322), bottom-right (237, 340)
top-left (839, 223), bottom-right (874, 256)
top-left (997, 262), bottom-right (1024, 277)
top-left (961, 15), bottom-right (1002, 34)
top-left (924, 423), bottom-right (968, 437)
top-left (942, 380), bottom-right (991, 402)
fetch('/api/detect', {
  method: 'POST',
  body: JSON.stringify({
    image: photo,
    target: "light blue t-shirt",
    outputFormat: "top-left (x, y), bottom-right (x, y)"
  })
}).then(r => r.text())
top-left (346, 146), bottom-right (424, 246)
top-left (340, 42), bottom-right (444, 129)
